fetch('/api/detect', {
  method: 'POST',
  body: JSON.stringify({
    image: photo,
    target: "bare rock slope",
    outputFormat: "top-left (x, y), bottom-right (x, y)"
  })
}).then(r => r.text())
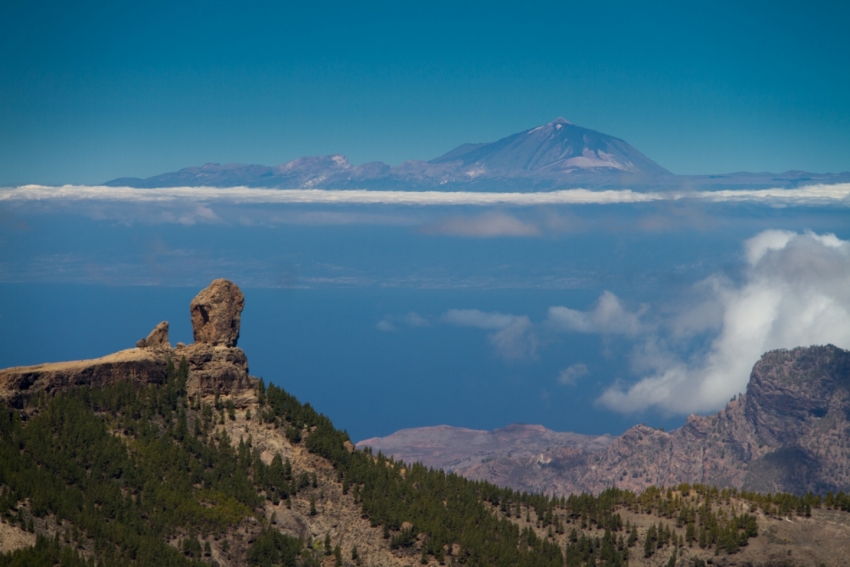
top-left (361, 345), bottom-right (850, 496)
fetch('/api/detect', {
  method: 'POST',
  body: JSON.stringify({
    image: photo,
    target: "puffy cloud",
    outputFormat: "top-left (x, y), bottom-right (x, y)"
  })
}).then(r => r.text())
top-left (162, 204), bottom-right (221, 226)
top-left (547, 291), bottom-right (647, 335)
top-left (376, 312), bottom-right (430, 331)
top-left (598, 230), bottom-right (850, 414)
top-left (558, 363), bottom-right (589, 385)
top-left (441, 309), bottom-right (536, 360)
top-left (441, 309), bottom-right (516, 330)
top-left (376, 319), bottom-right (397, 332)
top-left (420, 213), bottom-right (540, 237)
top-left (403, 312), bottom-right (430, 327)
top-left (488, 316), bottom-right (537, 361)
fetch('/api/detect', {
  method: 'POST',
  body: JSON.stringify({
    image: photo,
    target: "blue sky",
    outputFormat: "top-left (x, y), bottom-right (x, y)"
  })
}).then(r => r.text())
top-left (2, 0), bottom-right (850, 185)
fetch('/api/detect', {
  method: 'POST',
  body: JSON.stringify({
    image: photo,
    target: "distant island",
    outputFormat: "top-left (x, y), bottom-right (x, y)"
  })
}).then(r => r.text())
top-left (106, 118), bottom-right (850, 192)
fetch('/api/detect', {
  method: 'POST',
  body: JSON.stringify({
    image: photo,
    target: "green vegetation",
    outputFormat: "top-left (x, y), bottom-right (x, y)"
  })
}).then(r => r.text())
top-left (0, 367), bottom-right (847, 566)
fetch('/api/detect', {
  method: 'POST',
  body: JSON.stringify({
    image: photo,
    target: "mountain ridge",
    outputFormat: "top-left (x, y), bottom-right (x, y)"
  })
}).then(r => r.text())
top-left (105, 119), bottom-right (850, 191)
top-left (359, 344), bottom-right (850, 497)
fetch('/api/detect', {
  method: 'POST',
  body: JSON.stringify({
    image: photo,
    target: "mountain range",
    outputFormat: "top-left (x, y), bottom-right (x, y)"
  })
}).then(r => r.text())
top-left (359, 345), bottom-right (850, 498)
top-left (105, 118), bottom-right (850, 191)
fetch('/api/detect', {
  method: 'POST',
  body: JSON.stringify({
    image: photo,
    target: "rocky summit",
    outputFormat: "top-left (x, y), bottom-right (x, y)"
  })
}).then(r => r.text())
top-left (0, 279), bottom-right (255, 410)
top-left (360, 344), bottom-right (850, 497)
top-left (190, 278), bottom-right (245, 347)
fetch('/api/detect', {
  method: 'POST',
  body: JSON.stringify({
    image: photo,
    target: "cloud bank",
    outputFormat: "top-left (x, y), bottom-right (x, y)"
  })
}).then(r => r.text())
top-left (2, 183), bottom-right (849, 207)
top-left (420, 212), bottom-right (541, 237)
top-left (598, 230), bottom-right (850, 414)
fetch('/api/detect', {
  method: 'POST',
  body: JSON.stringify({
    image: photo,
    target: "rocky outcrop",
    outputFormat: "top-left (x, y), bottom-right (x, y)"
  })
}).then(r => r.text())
top-left (578, 346), bottom-right (850, 495)
top-left (190, 279), bottom-right (244, 347)
top-left (361, 345), bottom-right (850, 496)
top-left (0, 349), bottom-right (169, 409)
top-left (136, 321), bottom-right (170, 349)
top-left (1, 280), bottom-right (257, 409)
top-left (177, 342), bottom-right (254, 407)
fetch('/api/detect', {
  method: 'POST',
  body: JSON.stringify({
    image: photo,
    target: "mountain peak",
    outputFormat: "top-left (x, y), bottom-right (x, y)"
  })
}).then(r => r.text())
top-left (430, 119), bottom-right (671, 175)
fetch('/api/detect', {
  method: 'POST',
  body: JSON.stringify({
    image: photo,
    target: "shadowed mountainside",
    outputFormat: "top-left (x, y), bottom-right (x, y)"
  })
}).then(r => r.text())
top-left (359, 345), bottom-right (850, 497)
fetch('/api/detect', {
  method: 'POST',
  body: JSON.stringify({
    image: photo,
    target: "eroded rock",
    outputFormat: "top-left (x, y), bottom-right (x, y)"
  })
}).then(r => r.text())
top-left (136, 321), bottom-right (170, 349)
top-left (190, 279), bottom-right (244, 347)
top-left (178, 342), bottom-right (253, 406)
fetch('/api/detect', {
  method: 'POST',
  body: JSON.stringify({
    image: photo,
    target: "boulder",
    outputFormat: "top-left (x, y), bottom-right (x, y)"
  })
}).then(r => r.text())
top-left (190, 279), bottom-right (244, 347)
top-left (136, 321), bottom-right (170, 349)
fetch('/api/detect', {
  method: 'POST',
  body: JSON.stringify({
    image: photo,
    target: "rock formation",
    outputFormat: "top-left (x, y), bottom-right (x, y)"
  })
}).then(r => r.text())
top-left (177, 342), bottom-right (254, 405)
top-left (190, 279), bottom-right (244, 347)
top-left (361, 344), bottom-right (850, 496)
top-left (0, 350), bottom-right (169, 409)
top-left (0, 279), bottom-right (256, 409)
top-left (136, 321), bottom-right (170, 349)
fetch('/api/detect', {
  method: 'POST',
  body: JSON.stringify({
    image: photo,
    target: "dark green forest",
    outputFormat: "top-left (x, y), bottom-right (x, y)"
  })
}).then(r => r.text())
top-left (1, 361), bottom-right (848, 566)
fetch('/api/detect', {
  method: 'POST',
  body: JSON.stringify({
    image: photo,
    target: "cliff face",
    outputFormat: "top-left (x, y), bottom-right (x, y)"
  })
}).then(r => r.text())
top-left (0, 349), bottom-right (169, 409)
top-left (361, 345), bottom-right (850, 496)
top-left (578, 345), bottom-right (850, 495)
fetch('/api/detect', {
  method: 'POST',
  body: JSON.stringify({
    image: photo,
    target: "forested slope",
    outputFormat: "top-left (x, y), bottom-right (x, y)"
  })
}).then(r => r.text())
top-left (2, 357), bottom-right (850, 566)
top-left (2, 279), bottom-right (849, 566)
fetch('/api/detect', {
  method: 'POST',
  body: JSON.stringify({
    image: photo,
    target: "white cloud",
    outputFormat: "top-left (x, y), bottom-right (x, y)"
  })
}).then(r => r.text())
top-left (488, 316), bottom-right (537, 361)
top-left (558, 363), bottom-right (589, 385)
top-left (598, 230), bottom-right (850, 414)
top-left (3, 183), bottom-right (849, 207)
top-left (377, 312), bottom-right (431, 332)
top-left (162, 204), bottom-right (221, 225)
top-left (403, 312), bottom-right (430, 327)
top-left (547, 291), bottom-right (647, 335)
top-left (420, 213), bottom-right (540, 237)
top-left (441, 309), bottom-right (516, 330)
top-left (441, 309), bottom-right (537, 360)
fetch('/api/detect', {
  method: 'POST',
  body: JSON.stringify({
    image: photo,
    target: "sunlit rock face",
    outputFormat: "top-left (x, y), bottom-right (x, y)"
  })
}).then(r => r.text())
top-left (136, 321), bottom-right (170, 349)
top-left (190, 278), bottom-right (245, 347)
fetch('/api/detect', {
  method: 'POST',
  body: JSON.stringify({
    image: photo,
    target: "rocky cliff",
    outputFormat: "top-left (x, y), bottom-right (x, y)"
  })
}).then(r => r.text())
top-left (361, 345), bottom-right (850, 496)
top-left (0, 279), bottom-right (257, 409)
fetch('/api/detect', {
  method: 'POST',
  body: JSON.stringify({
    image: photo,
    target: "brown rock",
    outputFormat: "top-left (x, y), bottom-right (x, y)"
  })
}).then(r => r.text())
top-left (190, 279), bottom-right (245, 347)
top-left (357, 345), bottom-right (850, 496)
top-left (180, 342), bottom-right (254, 406)
top-left (0, 349), bottom-right (169, 409)
top-left (136, 321), bottom-right (170, 349)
